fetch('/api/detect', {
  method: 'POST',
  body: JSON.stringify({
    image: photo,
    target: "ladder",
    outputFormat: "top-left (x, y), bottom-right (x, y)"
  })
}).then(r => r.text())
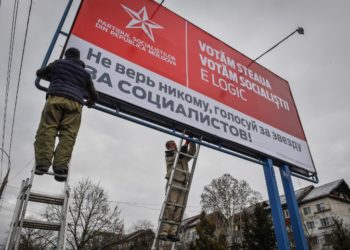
top-left (152, 133), bottom-right (201, 250)
top-left (6, 162), bottom-right (70, 250)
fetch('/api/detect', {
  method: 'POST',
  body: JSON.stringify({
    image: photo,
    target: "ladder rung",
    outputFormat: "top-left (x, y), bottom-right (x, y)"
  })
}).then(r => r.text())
top-left (29, 192), bottom-right (65, 206)
top-left (44, 171), bottom-right (67, 178)
top-left (166, 201), bottom-right (185, 208)
top-left (173, 168), bottom-right (191, 175)
top-left (160, 219), bottom-right (181, 225)
top-left (177, 151), bottom-right (197, 159)
top-left (171, 184), bottom-right (189, 192)
top-left (21, 219), bottom-right (61, 231)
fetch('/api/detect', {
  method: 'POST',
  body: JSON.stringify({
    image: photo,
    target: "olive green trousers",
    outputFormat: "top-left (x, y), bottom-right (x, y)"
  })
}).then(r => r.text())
top-left (34, 96), bottom-right (82, 169)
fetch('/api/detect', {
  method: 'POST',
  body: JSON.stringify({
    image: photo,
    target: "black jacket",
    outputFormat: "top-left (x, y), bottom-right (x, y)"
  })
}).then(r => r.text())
top-left (36, 57), bottom-right (98, 105)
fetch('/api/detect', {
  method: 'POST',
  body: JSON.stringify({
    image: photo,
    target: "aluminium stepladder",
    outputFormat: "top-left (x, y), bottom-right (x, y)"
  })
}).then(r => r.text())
top-left (152, 133), bottom-right (202, 250)
top-left (6, 160), bottom-right (70, 250)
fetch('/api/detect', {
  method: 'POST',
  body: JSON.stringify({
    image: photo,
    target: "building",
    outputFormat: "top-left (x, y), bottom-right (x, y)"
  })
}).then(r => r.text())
top-left (100, 229), bottom-right (154, 250)
top-left (297, 179), bottom-right (350, 249)
top-left (178, 179), bottom-right (350, 250)
top-left (177, 211), bottom-right (227, 249)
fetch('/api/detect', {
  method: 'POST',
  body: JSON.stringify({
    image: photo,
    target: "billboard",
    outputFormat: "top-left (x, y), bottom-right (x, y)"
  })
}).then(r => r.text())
top-left (66, 0), bottom-right (316, 175)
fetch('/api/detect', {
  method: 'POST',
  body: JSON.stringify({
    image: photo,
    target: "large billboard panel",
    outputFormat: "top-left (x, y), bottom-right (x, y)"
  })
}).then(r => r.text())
top-left (66, 0), bottom-right (316, 175)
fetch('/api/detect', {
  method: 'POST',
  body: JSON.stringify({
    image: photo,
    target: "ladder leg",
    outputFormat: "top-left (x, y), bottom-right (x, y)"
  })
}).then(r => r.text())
top-left (57, 182), bottom-right (70, 249)
top-left (13, 162), bottom-right (37, 250)
top-left (5, 180), bottom-right (26, 250)
top-left (174, 139), bottom-right (201, 238)
top-left (7, 157), bottom-right (71, 250)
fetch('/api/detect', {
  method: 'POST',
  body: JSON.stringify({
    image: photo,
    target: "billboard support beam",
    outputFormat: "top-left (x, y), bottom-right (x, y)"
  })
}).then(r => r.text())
top-left (280, 165), bottom-right (308, 250)
top-left (263, 158), bottom-right (290, 250)
top-left (35, 0), bottom-right (73, 92)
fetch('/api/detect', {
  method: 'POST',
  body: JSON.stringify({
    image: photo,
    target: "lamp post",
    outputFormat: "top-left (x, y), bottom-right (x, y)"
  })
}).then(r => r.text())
top-left (247, 27), bottom-right (304, 67)
top-left (0, 148), bottom-right (11, 201)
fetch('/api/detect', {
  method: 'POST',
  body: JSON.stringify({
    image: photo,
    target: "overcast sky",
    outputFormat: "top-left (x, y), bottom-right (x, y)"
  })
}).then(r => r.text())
top-left (0, 0), bottom-right (349, 242)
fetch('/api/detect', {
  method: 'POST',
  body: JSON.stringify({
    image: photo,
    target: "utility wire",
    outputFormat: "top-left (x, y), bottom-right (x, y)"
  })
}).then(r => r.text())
top-left (1, 0), bottom-right (20, 178)
top-left (0, 148), bottom-right (11, 202)
top-left (8, 0), bottom-right (33, 157)
top-left (150, 0), bottom-right (165, 20)
top-left (8, 157), bottom-right (33, 182)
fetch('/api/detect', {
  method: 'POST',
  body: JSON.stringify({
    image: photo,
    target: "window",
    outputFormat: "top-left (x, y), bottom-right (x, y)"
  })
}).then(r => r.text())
top-left (186, 231), bottom-right (191, 241)
top-left (316, 203), bottom-right (325, 212)
top-left (303, 207), bottom-right (311, 215)
top-left (192, 232), bottom-right (197, 240)
top-left (306, 221), bottom-right (315, 229)
top-left (320, 217), bottom-right (331, 227)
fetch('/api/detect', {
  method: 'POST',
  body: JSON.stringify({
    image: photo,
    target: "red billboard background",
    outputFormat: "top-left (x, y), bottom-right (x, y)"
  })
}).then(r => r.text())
top-left (72, 0), bottom-right (305, 140)
top-left (68, 0), bottom-right (315, 174)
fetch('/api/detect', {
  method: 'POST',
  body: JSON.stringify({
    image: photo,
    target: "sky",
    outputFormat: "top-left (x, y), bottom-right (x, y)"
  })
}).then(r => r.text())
top-left (0, 0), bottom-right (349, 243)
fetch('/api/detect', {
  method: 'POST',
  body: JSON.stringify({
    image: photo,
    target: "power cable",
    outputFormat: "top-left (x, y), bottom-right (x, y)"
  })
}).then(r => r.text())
top-left (1, 0), bottom-right (20, 178)
top-left (150, 0), bottom-right (165, 20)
top-left (1, 199), bottom-right (45, 216)
top-left (0, 148), bottom-right (11, 202)
top-left (8, 0), bottom-right (33, 157)
top-left (8, 157), bottom-right (34, 182)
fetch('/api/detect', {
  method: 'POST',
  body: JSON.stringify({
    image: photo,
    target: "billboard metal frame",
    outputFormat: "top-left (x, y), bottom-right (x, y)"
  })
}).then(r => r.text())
top-left (36, 0), bottom-right (318, 183)
top-left (34, 1), bottom-right (315, 249)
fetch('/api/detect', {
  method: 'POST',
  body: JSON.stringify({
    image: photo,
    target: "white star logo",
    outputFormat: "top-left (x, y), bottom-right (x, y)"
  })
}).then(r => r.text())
top-left (122, 4), bottom-right (163, 42)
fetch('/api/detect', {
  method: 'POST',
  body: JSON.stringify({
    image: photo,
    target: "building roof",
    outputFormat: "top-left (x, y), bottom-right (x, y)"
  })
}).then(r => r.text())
top-left (263, 179), bottom-right (350, 208)
top-left (264, 185), bottom-right (313, 208)
top-left (280, 185), bottom-right (314, 205)
top-left (180, 211), bottom-right (227, 230)
top-left (102, 229), bottom-right (154, 247)
top-left (302, 179), bottom-right (349, 203)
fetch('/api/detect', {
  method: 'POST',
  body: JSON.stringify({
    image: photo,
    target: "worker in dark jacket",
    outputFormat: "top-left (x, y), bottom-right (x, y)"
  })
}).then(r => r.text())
top-left (159, 139), bottom-right (196, 241)
top-left (34, 47), bottom-right (98, 181)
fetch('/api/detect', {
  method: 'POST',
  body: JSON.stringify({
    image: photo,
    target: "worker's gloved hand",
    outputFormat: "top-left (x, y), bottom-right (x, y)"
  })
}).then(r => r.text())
top-left (185, 132), bottom-right (194, 145)
top-left (86, 100), bottom-right (94, 108)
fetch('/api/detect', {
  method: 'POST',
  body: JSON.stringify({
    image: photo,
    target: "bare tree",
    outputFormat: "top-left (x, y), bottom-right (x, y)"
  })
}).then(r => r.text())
top-left (130, 219), bottom-right (154, 232)
top-left (200, 174), bottom-right (262, 245)
top-left (45, 178), bottom-right (124, 250)
top-left (18, 227), bottom-right (56, 250)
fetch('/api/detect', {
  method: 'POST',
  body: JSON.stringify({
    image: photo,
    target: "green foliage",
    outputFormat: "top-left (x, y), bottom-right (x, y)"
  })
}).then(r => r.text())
top-left (189, 211), bottom-right (227, 250)
top-left (329, 217), bottom-right (350, 250)
top-left (241, 203), bottom-right (276, 250)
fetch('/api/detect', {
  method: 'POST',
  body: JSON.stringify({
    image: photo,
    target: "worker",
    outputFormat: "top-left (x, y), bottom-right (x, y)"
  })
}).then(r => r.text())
top-left (34, 47), bottom-right (98, 182)
top-left (159, 138), bottom-right (196, 242)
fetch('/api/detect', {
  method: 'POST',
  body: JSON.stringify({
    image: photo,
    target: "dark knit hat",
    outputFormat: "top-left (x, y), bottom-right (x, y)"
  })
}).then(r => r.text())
top-left (65, 47), bottom-right (80, 59)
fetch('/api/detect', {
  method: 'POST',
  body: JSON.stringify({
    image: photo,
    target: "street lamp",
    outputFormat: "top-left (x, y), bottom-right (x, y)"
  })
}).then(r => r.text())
top-left (248, 26), bottom-right (305, 67)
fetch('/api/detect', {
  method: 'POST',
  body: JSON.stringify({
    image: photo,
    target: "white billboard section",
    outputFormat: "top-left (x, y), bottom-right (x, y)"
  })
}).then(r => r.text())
top-left (67, 35), bottom-right (314, 172)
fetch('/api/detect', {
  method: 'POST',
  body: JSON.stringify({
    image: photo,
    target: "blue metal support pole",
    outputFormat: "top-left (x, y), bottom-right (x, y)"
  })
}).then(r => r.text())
top-left (280, 165), bottom-right (308, 250)
top-left (263, 158), bottom-right (290, 250)
top-left (35, 0), bottom-right (73, 91)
